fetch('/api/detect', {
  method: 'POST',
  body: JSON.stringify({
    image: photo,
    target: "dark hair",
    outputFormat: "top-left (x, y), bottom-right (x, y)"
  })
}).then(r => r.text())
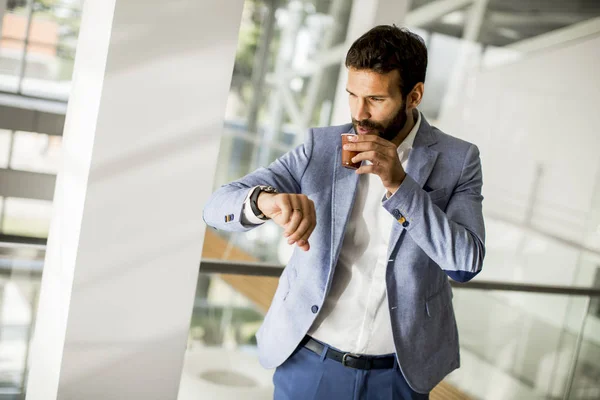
top-left (345, 25), bottom-right (428, 98)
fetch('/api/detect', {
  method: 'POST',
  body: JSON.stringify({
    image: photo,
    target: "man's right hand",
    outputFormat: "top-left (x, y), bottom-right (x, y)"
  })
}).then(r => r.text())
top-left (257, 193), bottom-right (316, 251)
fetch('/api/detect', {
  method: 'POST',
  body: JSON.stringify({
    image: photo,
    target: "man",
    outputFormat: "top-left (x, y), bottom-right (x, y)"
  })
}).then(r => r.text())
top-left (203, 25), bottom-right (485, 399)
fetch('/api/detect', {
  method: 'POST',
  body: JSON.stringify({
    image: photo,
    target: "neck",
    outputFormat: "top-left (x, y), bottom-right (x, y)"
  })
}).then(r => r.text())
top-left (391, 109), bottom-right (417, 147)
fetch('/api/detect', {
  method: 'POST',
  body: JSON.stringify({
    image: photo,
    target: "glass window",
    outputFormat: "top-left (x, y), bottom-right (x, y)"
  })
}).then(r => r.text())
top-left (20, 1), bottom-right (82, 99)
top-left (405, 0), bottom-right (600, 280)
top-left (187, 0), bottom-right (356, 397)
top-left (0, 130), bottom-right (11, 168)
top-left (2, 197), bottom-right (53, 237)
top-left (2, 6), bottom-right (29, 40)
top-left (0, 2), bottom-right (31, 91)
top-left (192, 0), bottom-right (600, 396)
top-left (10, 131), bottom-right (62, 174)
top-left (0, 0), bottom-right (83, 98)
top-left (205, 0), bottom-right (354, 265)
top-left (0, 37), bottom-right (24, 91)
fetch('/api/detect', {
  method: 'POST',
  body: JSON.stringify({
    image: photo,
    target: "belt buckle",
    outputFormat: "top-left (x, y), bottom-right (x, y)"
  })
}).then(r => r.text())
top-left (341, 352), bottom-right (361, 368)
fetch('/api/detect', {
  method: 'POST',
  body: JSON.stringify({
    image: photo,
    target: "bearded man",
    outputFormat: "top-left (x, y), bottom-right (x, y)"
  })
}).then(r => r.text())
top-left (203, 25), bottom-right (486, 400)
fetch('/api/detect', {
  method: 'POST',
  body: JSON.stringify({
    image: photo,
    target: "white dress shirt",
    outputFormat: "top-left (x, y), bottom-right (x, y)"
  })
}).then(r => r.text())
top-left (243, 113), bottom-right (421, 355)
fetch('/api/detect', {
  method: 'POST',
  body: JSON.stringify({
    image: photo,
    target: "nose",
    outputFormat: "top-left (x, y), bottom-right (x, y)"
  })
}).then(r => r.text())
top-left (354, 98), bottom-right (370, 121)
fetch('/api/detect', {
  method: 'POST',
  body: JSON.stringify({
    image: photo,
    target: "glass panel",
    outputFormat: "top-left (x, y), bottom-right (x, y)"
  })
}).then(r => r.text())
top-left (405, 1), bottom-right (600, 290)
top-left (179, 272), bottom-right (274, 399)
top-left (2, 197), bottom-right (53, 237)
top-left (20, 0), bottom-right (82, 99)
top-left (0, 241), bottom-right (44, 398)
top-left (0, 1), bottom-right (31, 91)
top-left (2, 10), bottom-right (29, 41)
top-left (10, 131), bottom-right (62, 174)
top-left (204, 0), bottom-right (355, 265)
top-left (1, 234), bottom-right (597, 400)
top-left (0, 130), bottom-right (11, 168)
top-left (192, 0), bottom-right (600, 397)
top-left (189, 0), bottom-right (355, 395)
top-left (567, 283), bottom-right (600, 399)
top-left (0, 37), bottom-right (24, 91)
top-left (447, 289), bottom-right (597, 399)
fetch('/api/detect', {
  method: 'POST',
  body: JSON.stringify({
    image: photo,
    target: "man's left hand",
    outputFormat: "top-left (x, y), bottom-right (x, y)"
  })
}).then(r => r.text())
top-left (343, 134), bottom-right (406, 196)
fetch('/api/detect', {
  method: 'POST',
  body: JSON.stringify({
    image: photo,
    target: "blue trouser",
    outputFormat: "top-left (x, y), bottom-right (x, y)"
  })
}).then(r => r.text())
top-left (273, 341), bottom-right (430, 400)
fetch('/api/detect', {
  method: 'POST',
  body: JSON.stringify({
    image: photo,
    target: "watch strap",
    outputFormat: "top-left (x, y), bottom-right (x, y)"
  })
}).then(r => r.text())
top-left (249, 186), bottom-right (278, 220)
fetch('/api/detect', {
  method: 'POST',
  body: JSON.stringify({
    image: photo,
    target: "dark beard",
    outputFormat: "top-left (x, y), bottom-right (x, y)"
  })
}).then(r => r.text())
top-left (352, 102), bottom-right (407, 142)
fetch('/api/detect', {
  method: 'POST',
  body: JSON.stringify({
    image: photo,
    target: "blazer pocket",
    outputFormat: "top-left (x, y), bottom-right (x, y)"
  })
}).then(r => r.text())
top-left (275, 267), bottom-right (293, 302)
top-left (427, 188), bottom-right (446, 202)
top-left (425, 285), bottom-right (451, 317)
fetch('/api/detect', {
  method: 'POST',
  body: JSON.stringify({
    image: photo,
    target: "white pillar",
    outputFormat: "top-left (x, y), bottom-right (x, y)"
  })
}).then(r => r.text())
top-left (330, 0), bottom-right (412, 125)
top-left (25, 0), bottom-right (244, 399)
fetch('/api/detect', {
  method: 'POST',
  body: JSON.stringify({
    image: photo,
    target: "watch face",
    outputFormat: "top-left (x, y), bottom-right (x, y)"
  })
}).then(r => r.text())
top-left (262, 186), bottom-right (278, 193)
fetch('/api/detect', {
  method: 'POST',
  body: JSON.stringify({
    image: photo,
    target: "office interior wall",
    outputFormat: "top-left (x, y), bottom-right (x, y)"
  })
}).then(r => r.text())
top-left (438, 34), bottom-right (600, 346)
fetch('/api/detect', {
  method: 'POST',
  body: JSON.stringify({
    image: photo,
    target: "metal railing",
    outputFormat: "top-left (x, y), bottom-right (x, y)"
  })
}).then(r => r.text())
top-left (199, 258), bottom-right (600, 297)
top-left (1, 238), bottom-right (600, 400)
top-left (2, 236), bottom-right (600, 297)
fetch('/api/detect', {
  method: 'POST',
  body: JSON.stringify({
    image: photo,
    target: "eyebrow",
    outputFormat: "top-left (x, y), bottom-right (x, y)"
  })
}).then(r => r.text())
top-left (345, 88), bottom-right (388, 98)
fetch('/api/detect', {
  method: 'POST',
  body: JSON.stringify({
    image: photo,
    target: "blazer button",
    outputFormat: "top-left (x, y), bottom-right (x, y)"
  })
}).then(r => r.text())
top-left (402, 220), bottom-right (409, 228)
top-left (311, 305), bottom-right (319, 314)
top-left (392, 209), bottom-right (401, 219)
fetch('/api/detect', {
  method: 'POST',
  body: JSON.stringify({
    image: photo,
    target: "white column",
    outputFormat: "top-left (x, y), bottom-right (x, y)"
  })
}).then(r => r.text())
top-left (25, 1), bottom-right (244, 399)
top-left (330, 0), bottom-right (412, 125)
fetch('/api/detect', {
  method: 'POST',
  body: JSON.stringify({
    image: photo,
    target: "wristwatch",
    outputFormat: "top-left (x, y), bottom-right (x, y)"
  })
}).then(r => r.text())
top-left (249, 185), bottom-right (279, 220)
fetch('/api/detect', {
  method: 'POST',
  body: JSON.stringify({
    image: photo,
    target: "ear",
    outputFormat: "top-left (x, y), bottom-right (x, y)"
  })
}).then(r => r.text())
top-left (406, 82), bottom-right (424, 109)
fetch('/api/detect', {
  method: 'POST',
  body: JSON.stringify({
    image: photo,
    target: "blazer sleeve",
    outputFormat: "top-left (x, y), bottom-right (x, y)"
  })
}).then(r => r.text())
top-left (202, 129), bottom-right (314, 232)
top-left (383, 144), bottom-right (485, 282)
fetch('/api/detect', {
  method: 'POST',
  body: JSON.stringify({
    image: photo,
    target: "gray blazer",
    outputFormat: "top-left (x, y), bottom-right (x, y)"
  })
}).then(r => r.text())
top-left (203, 114), bottom-right (485, 393)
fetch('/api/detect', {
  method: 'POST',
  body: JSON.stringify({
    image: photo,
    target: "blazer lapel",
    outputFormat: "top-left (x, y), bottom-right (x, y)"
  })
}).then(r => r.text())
top-left (387, 114), bottom-right (439, 259)
top-left (330, 143), bottom-right (359, 272)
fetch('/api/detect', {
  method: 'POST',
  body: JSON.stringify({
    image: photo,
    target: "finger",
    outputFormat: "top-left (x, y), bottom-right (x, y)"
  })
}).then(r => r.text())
top-left (288, 216), bottom-right (311, 243)
top-left (297, 199), bottom-right (316, 246)
top-left (355, 164), bottom-right (378, 175)
top-left (289, 197), bottom-right (314, 243)
top-left (351, 150), bottom-right (391, 164)
top-left (343, 141), bottom-right (391, 154)
top-left (298, 242), bottom-right (310, 252)
top-left (283, 196), bottom-right (303, 239)
top-left (275, 194), bottom-right (293, 226)
top-left (287, 198), bottom-right (310, 244)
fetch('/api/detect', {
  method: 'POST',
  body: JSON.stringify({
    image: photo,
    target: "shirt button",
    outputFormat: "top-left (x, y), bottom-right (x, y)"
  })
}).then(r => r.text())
top-left (311, 305), bottom-right (319, 314)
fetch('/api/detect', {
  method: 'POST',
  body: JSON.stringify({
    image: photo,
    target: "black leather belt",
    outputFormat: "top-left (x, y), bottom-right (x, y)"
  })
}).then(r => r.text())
top-left (300, 336), bottom-right (396, 370)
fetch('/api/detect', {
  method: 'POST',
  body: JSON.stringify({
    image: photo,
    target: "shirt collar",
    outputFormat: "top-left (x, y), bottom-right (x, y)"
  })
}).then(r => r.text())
top-left (397, 110), bottom-right (421, 155)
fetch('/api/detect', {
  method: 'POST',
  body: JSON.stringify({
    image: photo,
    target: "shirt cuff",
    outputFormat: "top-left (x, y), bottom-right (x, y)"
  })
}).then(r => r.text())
top-left (241, 186), bottom-right (267, 225)
top-left (385, 182), bottom-right (403, 200)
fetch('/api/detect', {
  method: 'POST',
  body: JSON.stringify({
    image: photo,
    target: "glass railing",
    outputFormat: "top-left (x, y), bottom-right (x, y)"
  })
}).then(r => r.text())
top-left (1, 238), bottom-right (599, 400)
top-left (449, 288), bottom-right (597, 400)
top-left (0, 239), bottom-right (43, 400)
top-left (198, 260), bottom-right (600, 400)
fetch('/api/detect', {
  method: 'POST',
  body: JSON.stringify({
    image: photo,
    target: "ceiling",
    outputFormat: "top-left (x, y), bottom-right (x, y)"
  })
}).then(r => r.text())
top-left (409, 0), bottom-right (600, 46)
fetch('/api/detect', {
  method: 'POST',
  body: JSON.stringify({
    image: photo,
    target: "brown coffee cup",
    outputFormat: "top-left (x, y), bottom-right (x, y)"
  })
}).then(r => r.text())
top-left (341, 133), bottom-right (361, 170)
